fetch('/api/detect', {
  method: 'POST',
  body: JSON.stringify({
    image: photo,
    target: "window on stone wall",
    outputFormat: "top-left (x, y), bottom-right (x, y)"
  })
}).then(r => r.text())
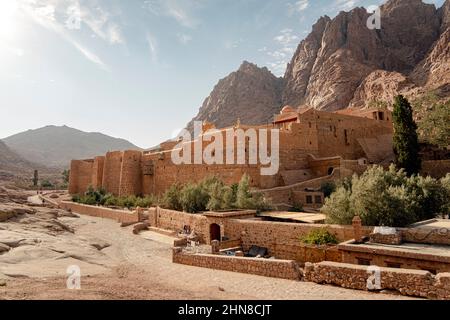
top-left (344, 129), bottom-right (350, 145)
top-left (386, 262), bottom-right (402, 268)
top-left (315, 195), bottom-right (322, 204)
top-left (357, 258), bottom-right (371, 266)
top-left (306, 196), bottom-right (313, 204)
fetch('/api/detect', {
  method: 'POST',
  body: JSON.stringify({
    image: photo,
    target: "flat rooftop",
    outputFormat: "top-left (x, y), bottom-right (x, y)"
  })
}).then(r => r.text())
top-left (339, 241), bottom-right (450, 263)
top-left (409, 219), bottom-right (450, 230)
top-left (259, 212), bottom-right (326, 224)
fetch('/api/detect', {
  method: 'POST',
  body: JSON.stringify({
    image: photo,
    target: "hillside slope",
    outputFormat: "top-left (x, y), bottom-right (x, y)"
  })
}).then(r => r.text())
top-left (3, 126), bottom-right (140, 168)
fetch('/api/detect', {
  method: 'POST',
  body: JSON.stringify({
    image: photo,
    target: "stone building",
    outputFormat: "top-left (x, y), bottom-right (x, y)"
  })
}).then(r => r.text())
top-left (68, 107), bottom-right (394, 203)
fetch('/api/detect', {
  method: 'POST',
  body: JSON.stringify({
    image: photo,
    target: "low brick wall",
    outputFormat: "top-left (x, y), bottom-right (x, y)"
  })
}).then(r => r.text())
top-left (220, 239), bottom-right (242, 250)
top-left (304, 261), bottom-right (450, 300)
top-left (60, 201), bottom-right (139, 224)
top-left (400, 227), bottom-right (450, 246)
top-left (173, 248), bottom-right (302, 280)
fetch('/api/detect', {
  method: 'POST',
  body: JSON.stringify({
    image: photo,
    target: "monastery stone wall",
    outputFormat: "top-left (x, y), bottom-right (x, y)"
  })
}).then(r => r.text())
top-left (102, 151), bottom-right (122, 196)
top-left (173, 248), bottom-right (302, 280)
top-left (92, 156), bottom-right (105, 189)
top-left (119, 150), bottom-right (142, 196)
top-left (68, 159), bottom-right (94, 195)
top-left (68, 109), bottom-right (396, 198)
top-left (421, 160), bottom-right (450, 179)
top-left (60, 201), bottom-right (139, 224)
top-left (304, 261), bottom-right (450, 300)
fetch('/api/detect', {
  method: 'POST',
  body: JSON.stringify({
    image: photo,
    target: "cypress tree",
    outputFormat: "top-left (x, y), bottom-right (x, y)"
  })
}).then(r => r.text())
top-left (392, 95), bottom-right (421, 175)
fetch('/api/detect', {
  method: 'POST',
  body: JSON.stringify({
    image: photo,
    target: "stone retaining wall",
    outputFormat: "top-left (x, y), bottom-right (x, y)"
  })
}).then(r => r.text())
top-left (60, 201), bottom-right (139, 224)
top-left (304, 261), bottom-right (450, 300)
top-left (172, 248), bottom-right (302, 280)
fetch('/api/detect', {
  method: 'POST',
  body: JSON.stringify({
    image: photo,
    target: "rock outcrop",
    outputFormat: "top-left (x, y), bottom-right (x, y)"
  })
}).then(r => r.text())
top-left (186, 61), bottom-right (283, 132)
top-left (186, 0), bottom-right (449, 128)
top-left (283, 0), bottom-right (444, 110)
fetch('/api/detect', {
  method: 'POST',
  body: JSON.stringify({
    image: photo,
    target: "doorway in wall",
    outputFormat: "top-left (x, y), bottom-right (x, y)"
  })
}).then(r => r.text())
top-left (210, 223), bottom-right (221, 242)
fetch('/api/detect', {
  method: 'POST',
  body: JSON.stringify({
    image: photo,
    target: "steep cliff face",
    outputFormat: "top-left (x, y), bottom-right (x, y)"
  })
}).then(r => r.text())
top-left (283, 0), bottom-right (443, 110)
top-left (186, 61), bottom-right (283, 131)
top-left (186, 0), bottom-right (449, 129)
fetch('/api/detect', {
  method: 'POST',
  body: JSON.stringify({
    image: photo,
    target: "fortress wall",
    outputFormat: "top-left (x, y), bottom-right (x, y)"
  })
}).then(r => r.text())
top-left (173, 249), bottom-right (301, 280)
top-left (102, 151), bottom-right (122, 196)
top-left (68, 160), bottom-right (94, 195)
top-left (70, 111), bottom-right (396, 197)
top-left (307, 155), bottom-right (342, 177)
top-left (223, 219), bottom-right (372, 261)
top-left (304, 262), bottom-right (450, 300)
top-left (119, 150), bottom-right (142, 196)
top-left (421, 160), bottom-right (450, 179)
top-left (91, 156), bottom-right (105, 189)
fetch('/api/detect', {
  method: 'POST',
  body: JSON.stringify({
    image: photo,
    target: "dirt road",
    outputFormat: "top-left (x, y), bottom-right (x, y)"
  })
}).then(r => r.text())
top-left (1, 210), bottom-right (413, 300)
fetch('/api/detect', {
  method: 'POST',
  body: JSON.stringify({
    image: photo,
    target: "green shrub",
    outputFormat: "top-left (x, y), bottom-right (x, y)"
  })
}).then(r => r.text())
top-left (161, 183), bottom-right (183, 211)
top-left (72, 194), bottom-right (81, 203)
top-left (320, 181), bottom-right (336, 198)
top-left (301, 228), bottom-right (338, 246)
top-left (206, 180), bottom-right (226, 211)
top-left (41, 180), bottom-right (54, 188)
top-left (236, 174), bottom-right (271, 211)
top-left (289, 201), bottom-right (304, 212)
top-left (135, 195), bottom-right (157, 208)
top-left (73, 188), bottom-right (157, 209)
top-left (180, 183), bottom-right (209, 213)
top-left (322, 165), bottom-right (449, 227)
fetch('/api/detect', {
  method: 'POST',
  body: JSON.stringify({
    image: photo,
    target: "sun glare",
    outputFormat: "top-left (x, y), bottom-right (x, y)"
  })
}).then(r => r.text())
top-left (0, 0), bottom-right (19, 40)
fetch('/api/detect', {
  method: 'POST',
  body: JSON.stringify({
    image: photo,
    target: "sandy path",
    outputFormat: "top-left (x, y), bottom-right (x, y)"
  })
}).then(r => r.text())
top-left (1, 213), bottom-right (414, 300)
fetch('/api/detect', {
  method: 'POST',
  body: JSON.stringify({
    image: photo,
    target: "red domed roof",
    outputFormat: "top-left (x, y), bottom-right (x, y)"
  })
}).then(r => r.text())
top-left (281, 105), bottom-right (296, 114)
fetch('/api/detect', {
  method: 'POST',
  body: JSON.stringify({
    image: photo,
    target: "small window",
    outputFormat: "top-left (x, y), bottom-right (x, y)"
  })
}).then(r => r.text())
top-left (344, 129), bottom-right (350, 145)
top-left (314, 195), bottom-right (322, 204)
top-left (386, 262), bottom-right (402, 269)
top-left (378, 112), bottom-right (384, 121)
top-left (306, 196), bottom-right (313, 204)
top-left (357, 258), bottom-right (371, 266)
top-left (328, 167), bottom-right (334, 175)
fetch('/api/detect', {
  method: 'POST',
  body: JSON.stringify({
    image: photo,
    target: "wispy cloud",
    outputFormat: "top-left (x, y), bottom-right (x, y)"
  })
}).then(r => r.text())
top-left (333, 0), bottom-right (361, 11)
top-left (79, 3), bottom-right (125, 45)
top-left (146, 33), bottom-right (158, 64)
top-left (264, 29), bottom-right (300, 76)
top-left (20, 0), bottom-right (109, 70)
top-left (143, 0), bottom-right (203, 29)
top-left (287, 0), bottom-right (309, 16)
top-left (177, 33), bottom-right (192, 45)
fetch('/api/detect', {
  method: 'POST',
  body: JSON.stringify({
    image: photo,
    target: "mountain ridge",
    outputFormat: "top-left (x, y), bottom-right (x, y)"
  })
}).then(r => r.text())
top-left (2, 125), bottom-right (141, 169)
top-left (185, 0), bottom-right (449, 129)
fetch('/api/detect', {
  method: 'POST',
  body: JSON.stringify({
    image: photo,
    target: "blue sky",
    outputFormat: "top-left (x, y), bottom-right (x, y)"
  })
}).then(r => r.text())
top-left (0, 0), bottom-right (445, 148)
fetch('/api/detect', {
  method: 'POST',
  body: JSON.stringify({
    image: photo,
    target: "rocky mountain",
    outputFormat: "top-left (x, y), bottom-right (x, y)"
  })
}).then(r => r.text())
top-left (186, 61), bottom-right (284, 131)
top-left (284, 0), bottom-right (447, 110)
top-left (0, 141), bottom-right (52, 181)
top-left (187, 0), bottom-right (449, 128)
top-left (2, 126), bottom-right (140, 169)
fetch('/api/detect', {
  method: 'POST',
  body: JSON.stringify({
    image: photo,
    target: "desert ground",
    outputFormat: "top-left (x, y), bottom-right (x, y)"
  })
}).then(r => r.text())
top-left (0, 186), bottom-right (414, 300)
